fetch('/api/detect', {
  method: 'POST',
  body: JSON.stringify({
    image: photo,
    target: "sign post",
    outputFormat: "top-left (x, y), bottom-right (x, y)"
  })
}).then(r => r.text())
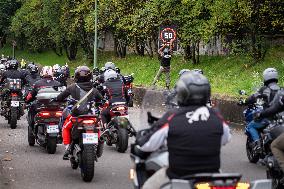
top-left (12, 41), bottom-right (17, 58)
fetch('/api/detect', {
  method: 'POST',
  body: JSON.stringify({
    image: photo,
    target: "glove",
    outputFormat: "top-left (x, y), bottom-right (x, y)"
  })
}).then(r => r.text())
top-left (253, 112), bottom-right (261, 121)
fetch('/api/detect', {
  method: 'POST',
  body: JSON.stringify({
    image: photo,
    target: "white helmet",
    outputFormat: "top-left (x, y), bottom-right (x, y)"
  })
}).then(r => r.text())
top-left (105, 62), bottom-right (115, 70)
top-left (104, 69), bottom-right (118, 81)
top-left (53, 64), bottom-right (61, 73)
top-left (0, 64), bottom-right (6, 71)
top-left (178, 69), bottom-right (191, 77)
top-left (263, 68), bottom-right (278, 83)
top-left (41, 66), bottom-right (53, 77)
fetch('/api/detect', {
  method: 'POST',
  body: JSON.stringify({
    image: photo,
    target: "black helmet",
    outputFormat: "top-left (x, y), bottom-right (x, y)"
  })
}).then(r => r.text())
top-left (8, 59), bottom-right (19, 70)
top-left (27, 63), bottom-right (38, 74)
top-left (75, 66), bottom-right (92, 83)
top-left (115, 67), bottom-right (121, 74)
top-left (93, 67), bottom-right (100, 76)
top-left (176, 72), bottom-right (210, 106)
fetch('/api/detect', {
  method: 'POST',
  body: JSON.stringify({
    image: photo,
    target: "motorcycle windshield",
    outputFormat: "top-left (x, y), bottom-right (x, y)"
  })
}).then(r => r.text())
top-left (36, 87), bottom-right (65, 100)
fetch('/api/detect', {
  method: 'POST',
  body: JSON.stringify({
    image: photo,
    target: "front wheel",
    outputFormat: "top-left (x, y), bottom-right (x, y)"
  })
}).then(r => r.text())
top-left (115, 128), bottom-right (129, 153)
top-left (246, 137), bottom-right (259, 163)
top-left (267, 170), bottom-right (282, 189)
top-left (81, 144), bottom-right (95, 182)
top-left (46, 137), bottom-right (57, 154)
top-left (10, 107), bottom-right (18, 129)
top-left (128, 96), bottom-right (134, 107)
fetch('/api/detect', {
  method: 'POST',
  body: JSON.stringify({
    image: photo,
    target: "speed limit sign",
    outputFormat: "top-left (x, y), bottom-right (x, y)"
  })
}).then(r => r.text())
top-left (159, 26), bottom-right (177, 51)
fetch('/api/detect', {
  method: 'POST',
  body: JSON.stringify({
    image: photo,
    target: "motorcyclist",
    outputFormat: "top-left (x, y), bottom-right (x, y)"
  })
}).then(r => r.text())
top-left (25, 66), bottom-right (61, 129)
top-left (255, 89), bottom-right (284, 180)
top-left (134, 72), bottom-right (231, 189)
top-left (54, 66), bottom-right (103, 159)
top-left (53, 64), bottom-right (67, 86)
top-left (20, 59), bottom-right (30, 79)
top-left (25, 63), bottom-right (40, 86)
top-left (0, 64), bottom-right (6, 78)
top-left (100, 69), bottom-right (126, 127)
top-left (245, 68), bottom-right (280, 152)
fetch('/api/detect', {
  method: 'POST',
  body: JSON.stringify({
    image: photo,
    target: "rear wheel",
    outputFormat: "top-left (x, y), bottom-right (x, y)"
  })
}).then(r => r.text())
top-left (115, 128), bottom-right (129, 153)
top-left (28, 126), bottom-right (35, 146)
top-left (81, 144), bottom-right (95, 182)
top-left (10, 107), bottom-right (18, 129)
top-left (46, 137), bottom-right (57, 154)
top-left (246, 137), bottom-right (259, 163)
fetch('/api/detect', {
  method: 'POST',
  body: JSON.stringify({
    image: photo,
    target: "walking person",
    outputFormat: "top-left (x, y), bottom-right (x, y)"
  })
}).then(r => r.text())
top-left (152, 39), bottom-right (174, 90)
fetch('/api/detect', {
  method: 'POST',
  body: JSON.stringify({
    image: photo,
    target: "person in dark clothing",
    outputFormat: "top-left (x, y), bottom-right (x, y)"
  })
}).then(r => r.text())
top-left (152, 39), bottom-right (174, 90)
top-left (135, 72), bottom-right (231, 189)
top-left (25, 63), bottom-right (40, 86)
top-left (54, 66), bottom-right (103, 159)
top-left (245, 68), bottom-right (280, 152)
top-left (100, 69), bottom-right (126, 126)
top-left (0, 60), bottom-right (26, 101)
top-left (25, 66), bottom-right (61, 129)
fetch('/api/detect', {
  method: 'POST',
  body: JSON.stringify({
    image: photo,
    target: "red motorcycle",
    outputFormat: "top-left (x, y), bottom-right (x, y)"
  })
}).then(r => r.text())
top-left (123, 74), bottom-right (134, 107)
top-left (101, 101), bottom-right (136, 153)
top-left (65, 99), bottom-right (103, 182)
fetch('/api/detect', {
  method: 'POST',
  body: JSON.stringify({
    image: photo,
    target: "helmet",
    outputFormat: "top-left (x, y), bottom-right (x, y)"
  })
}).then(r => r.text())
top-left (0, 64), bottom-right (6, 71)
top-left (93, 67), bottom-right (100, 75)
top-left (104, 69), bottom-right (118, 81)
top-left (178, 69), bottom-right (191, 77)
top-left (263, 68), bottom-right (278, 84)
top-left (53, 64), bottom-right (61, 73)
top-left (1, 58), bottom-right (7, 64)
top-left (74, 66), bottom-right (92, 83)
top-left (105, 62), bottom-right (115, 70)
top-left (9, 59), bottom-right (19, 70)
top-left (41, 66), bottom-right (53, 77)
top-left (27, 64), bottom-right (38, 74)
top-left (176, 72), bottom-right (211, 106)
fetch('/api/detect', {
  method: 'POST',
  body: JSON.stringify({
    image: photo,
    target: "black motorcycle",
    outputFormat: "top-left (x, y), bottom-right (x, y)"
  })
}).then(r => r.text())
top-left (123, 74), bottom-right (134, 107)
top-left (263, 120), bottom-right (284, 189)
top-left (27, 87), bottom-right (65, 154)
top-left (1, 78), bottom-right (24, 129)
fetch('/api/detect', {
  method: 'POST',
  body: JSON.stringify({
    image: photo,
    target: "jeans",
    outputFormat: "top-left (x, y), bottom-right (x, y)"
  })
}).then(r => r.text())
top-left (152, 66), bottom-right (171, 88)
top-left (247, 120), bottom-right (266, 141)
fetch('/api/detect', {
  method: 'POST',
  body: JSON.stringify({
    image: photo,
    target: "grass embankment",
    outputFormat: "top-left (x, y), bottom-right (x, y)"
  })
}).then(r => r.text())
top-left (1, 45), bottom-right (284, 97)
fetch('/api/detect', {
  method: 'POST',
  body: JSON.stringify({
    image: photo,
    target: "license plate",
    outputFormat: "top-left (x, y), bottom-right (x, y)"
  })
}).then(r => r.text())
top-left (119, 115), bottom-right (129, 119)
top-left (11, 101), bottom-right (19, 107)
top-left (82, 133), bottom-right (98, 144)
top-left (47, 125), bottom-right (59, 134)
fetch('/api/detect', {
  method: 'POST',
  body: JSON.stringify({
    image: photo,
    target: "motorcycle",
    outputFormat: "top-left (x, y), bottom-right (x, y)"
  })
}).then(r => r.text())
top-left (123, 73), bottom-right (134, 107)
top-left (263, 119), bottom-right (284, 189)
top-left (27, 87), bottom-right (65, 154)
top-left (66, 98), bottom-right (103, 182)
top-left (1, 78), bottom-right (24, 129)
top-left (101, 101), bottom-right (136, 153)
top-left (238, 90), bottom-right (268, 163)
top-left (130, 112), bottom-right (271, 189)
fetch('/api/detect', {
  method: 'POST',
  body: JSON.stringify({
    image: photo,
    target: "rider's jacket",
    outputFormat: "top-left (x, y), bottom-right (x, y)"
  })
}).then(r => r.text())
top-left (0, 69), bottom-right (26, 85)
top-left (260, 89), bottom-right (284, 119)
top-left (137, 106), bottom-right (231, 179)
top-left (26, 78), bottom-right (61, 103)
top-left (25, 73), bottom-right (40, 86)
top-left (246, 82), bottom-right (280, 109)
top-left (56, 81), bottom-right (103, 102)
top-left (102, 78), bottom-right (126, 104)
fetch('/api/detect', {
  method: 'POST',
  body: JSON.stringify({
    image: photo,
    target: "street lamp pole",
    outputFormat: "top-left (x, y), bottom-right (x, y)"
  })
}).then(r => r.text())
top-left (93, 0), bottom-right (98, 69)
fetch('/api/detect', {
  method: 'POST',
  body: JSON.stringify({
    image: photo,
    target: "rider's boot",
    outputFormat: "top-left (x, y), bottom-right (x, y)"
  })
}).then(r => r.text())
top-left (253, 140), bottom-right (261, 154)
top-left (63, 144), bottom-right (70, 160)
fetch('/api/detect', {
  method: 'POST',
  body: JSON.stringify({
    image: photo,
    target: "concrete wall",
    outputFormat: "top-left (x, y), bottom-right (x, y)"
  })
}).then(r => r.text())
top-left (133, 87), bottom-right (246, 125)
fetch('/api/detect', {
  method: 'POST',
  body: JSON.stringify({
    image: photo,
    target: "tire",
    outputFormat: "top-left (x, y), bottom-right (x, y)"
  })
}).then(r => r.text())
top-left (267, 170), bottom-right (283, 189)
top-left (115, 128), bottom-right (129, 153)
top-left (10, 107), bottom-right (18, 129)
top-left (128, 96), bottom-right (134, 107)
top-left (246, 137), bottom-right (259, 163)
top-left (46, 137), bottom-right (57, 154)
top-left (81, 144), bottom-right (95, 182)
top-left (28, 126), bottom-right (35, 146)
top-left (96, 142), bottom-right (104, 158)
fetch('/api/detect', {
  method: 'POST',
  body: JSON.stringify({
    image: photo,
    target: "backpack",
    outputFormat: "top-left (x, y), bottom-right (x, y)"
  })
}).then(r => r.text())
top-left (71, 84), bottom-right (93, 116)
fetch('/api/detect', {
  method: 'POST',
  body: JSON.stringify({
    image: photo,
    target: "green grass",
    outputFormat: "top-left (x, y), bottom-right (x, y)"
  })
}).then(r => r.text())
top-left (1, 45), bottom-right (284, 97)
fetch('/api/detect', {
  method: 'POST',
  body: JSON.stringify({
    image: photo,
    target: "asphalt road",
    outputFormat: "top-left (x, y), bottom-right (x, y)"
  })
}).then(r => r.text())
top-left (0, 107), bottom-right (267, 189)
